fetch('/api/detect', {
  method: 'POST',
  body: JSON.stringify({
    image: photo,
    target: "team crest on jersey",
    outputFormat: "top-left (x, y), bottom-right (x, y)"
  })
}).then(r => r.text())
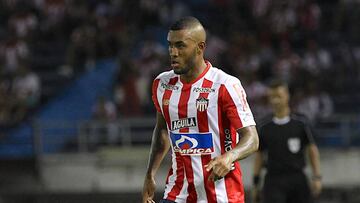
top-left (171, 117), bottom-right (197, 130)
top-left (196, 97), bottom-right (209, 112)
top-left (161, 82), bottom-right (179, 91)
top-left (170, 132), bottom-right (214, 155)
top-left (288, 138), bottom-right (301, 153)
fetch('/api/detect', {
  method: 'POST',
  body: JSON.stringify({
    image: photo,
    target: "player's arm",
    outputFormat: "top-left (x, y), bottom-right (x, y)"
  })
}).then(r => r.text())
top-left (307, 143), bottom-right (322, 196)
top-left (229, 126), bottom-right (259, 161)
top-left (206, 126), bottom-right (259, 180)
top-left (142, 112), bottom-right (170, 203)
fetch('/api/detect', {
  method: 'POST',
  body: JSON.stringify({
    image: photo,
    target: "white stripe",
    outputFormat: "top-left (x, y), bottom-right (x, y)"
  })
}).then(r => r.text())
top-left (187, 80), bottom-right (208, 202)
top-left (163, 152), bottom-right (178, 199)
top-left (157, 81), bottom-right (164, 113)
top-left (175, 176), bottom-right (188, 203)
top-left (215, 179), bottom-right (229, 203)
top-left (191, 156), bottom-right (207, 201)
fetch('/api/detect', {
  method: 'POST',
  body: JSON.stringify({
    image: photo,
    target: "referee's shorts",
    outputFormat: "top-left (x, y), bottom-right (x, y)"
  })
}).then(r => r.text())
top-left (263, 172), bottom-right (312, 203)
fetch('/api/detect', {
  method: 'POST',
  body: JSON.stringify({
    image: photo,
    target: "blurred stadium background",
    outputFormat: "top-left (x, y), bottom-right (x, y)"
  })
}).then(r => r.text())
top-left (0, 0), bottom-right (359, 202)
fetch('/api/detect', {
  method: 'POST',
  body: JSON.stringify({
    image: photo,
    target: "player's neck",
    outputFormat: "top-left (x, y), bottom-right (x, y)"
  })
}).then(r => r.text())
top-left (181, 59), bottom-right (207, 83)
top-left (274, 106), bottom-right (290, 119)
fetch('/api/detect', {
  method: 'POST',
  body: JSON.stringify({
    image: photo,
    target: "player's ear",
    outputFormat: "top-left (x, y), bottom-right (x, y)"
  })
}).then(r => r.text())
top-left (197, 41), bottom-right (205, 54)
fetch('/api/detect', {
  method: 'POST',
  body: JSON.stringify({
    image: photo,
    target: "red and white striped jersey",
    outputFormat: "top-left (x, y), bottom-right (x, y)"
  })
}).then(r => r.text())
top-left (152, 61), bottom-right (256, 203)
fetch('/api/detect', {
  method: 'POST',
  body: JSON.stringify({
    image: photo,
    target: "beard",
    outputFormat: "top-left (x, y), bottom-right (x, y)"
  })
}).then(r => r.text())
top-left (173, 49), bottom-right (197, 75)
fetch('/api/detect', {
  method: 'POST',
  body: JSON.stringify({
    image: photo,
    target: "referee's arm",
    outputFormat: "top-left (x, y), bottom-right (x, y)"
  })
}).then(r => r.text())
top-left (303, 117), bottom-right (322, 197)
top-left (307, 143), bottom-right (322, 196)
top-left (253, 151), bottom-right (264, 185)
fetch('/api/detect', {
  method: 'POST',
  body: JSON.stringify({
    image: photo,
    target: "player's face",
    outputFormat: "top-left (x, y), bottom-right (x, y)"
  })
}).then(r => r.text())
top-left (268, 86), bottom-right (289, 110)
top-left (167, 30), bottom-right (198, 75)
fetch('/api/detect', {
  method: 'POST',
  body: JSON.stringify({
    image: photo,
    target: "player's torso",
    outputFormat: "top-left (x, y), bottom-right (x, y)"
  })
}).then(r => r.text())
top-left (157, 72), bottom-right (223, 156)
top-left (154, 67), bottom-right (246, 203)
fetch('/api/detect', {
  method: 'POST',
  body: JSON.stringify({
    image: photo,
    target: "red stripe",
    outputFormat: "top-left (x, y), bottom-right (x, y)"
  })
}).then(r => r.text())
top-left (167, 156), bottom-right (185, 201)
top-left (218, 85), bottom-right (245, 203)
top-left (198, 79), bottom-right (217, 203)
top-left (161, 77), bottom-right (185, 201)
top-left (178, 83), bottom-right (197, 202)
top-left (221, 85), bottom-right (244, 130)
top-left (152, 79), bottom-right (161, 112)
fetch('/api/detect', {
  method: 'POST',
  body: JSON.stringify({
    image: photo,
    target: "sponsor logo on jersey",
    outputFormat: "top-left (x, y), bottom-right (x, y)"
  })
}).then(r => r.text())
top-left (224, 129), bottom-right (235, 170)
top-left (171, 117), bottom-right (197, 131)
top-left (193, 87), bottom-right (215, 93)
top-left (161, 83), bottom-right (179, 91)
top-left (288, 137), bottom-right (300, 153)
top-left (170, 132), bottom-right (214, 155)
top-left (233, 83), bottom-right (248, 111)
top-left (196, 97), bottom-right (209, 112)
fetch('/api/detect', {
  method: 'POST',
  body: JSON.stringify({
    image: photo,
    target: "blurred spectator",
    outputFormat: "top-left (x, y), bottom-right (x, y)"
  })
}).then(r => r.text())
top-left (302, 39), bottom-right (332, 76)
top-left (232, 34), bottom-right (261, 76)
top-left (92, 96), bottom-right (117, 122)
top-left (272, 40), bottom-right (301, 83)
top-left (91, 96), bottom-right (118, 146)
top-left (0, 36), bottom-right (29, 74)
top-left (159, 0), bottom-right (190, 26)
top-left (135, 37), bottom-right (166, 112)
top-left (62, 24), bottom-right (97, 76)
top-left (269, 2), bottom-right (297, 39)
top-left (114, 60), bottom-right (142, 117)
top-left (298, 0), bottom-right (322, 32)
top-left (0, 82), bottom-right (11, 127)
top-left (294, 82), bottom-right (334, 123)
top-left (11, 64), bottom-right (41, 122)
top-left (205, 32), bottom-right (228, 65)
top-left (8, 7), bottom-right (38, 40)
top-left (242, 72), bottom-right (269, 119)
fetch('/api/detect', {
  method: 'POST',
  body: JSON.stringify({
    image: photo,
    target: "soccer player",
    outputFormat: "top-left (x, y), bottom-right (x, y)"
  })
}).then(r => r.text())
top-left (142, 16), bottom-right (259, 203)
top-left (252, 80), bottom-right (322, 203)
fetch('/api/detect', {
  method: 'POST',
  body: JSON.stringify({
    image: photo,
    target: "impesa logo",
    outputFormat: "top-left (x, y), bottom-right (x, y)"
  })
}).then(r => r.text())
top-left (170, 132), bottom-right (214, 155)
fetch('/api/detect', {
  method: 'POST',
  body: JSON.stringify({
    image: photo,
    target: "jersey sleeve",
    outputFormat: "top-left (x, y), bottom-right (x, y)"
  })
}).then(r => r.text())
top-left (256, 116), bottom-right (272, 151)
top-left (152, 79), bottom-right (161, 113)
top-left (293, 114), bottom-right (316, 145)
top-left (303, 119), bottom-right (315, 145)
top-left (220, 78), bottom-right (256, 130)
top-left (257, 125), bottom-right (267, 151)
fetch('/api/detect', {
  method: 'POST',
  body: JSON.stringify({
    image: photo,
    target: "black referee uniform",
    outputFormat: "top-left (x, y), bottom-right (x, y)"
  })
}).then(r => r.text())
top-left (257, 113), bottom-right (315, 203)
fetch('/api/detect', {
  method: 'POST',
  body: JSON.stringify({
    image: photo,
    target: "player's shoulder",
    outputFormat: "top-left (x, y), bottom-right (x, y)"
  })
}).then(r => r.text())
top-left (207, 66), bottom-right (241, 85)
top-left (154, 69), bottom-right (177, 81)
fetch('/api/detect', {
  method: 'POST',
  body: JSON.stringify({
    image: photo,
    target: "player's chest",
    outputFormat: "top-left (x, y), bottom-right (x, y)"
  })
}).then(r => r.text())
top-left (160, 82), bottom-right (220, 114)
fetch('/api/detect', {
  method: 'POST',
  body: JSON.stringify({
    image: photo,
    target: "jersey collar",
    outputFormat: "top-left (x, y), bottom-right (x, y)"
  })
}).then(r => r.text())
top-left (272, 116), bottom-right (290, 125)
top-left (180, 60), bottom-right (211, 85)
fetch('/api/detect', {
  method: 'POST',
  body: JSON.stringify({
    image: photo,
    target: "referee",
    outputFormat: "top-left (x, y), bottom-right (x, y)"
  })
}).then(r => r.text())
top-left (252, 80), bottom-right (322, 203)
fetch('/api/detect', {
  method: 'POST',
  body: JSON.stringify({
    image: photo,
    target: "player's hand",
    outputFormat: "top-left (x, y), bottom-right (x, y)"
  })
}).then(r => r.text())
top-left (311, 179), bottom-right (322, 197)
top-left (205, 154), bottom-right (233, 181)
top-left (142, 175), bottom-right (156, 203)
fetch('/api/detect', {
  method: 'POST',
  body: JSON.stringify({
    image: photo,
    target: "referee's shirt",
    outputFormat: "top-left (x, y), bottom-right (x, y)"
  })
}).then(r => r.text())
top-left (257, 114), bottom-right (315, 175)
